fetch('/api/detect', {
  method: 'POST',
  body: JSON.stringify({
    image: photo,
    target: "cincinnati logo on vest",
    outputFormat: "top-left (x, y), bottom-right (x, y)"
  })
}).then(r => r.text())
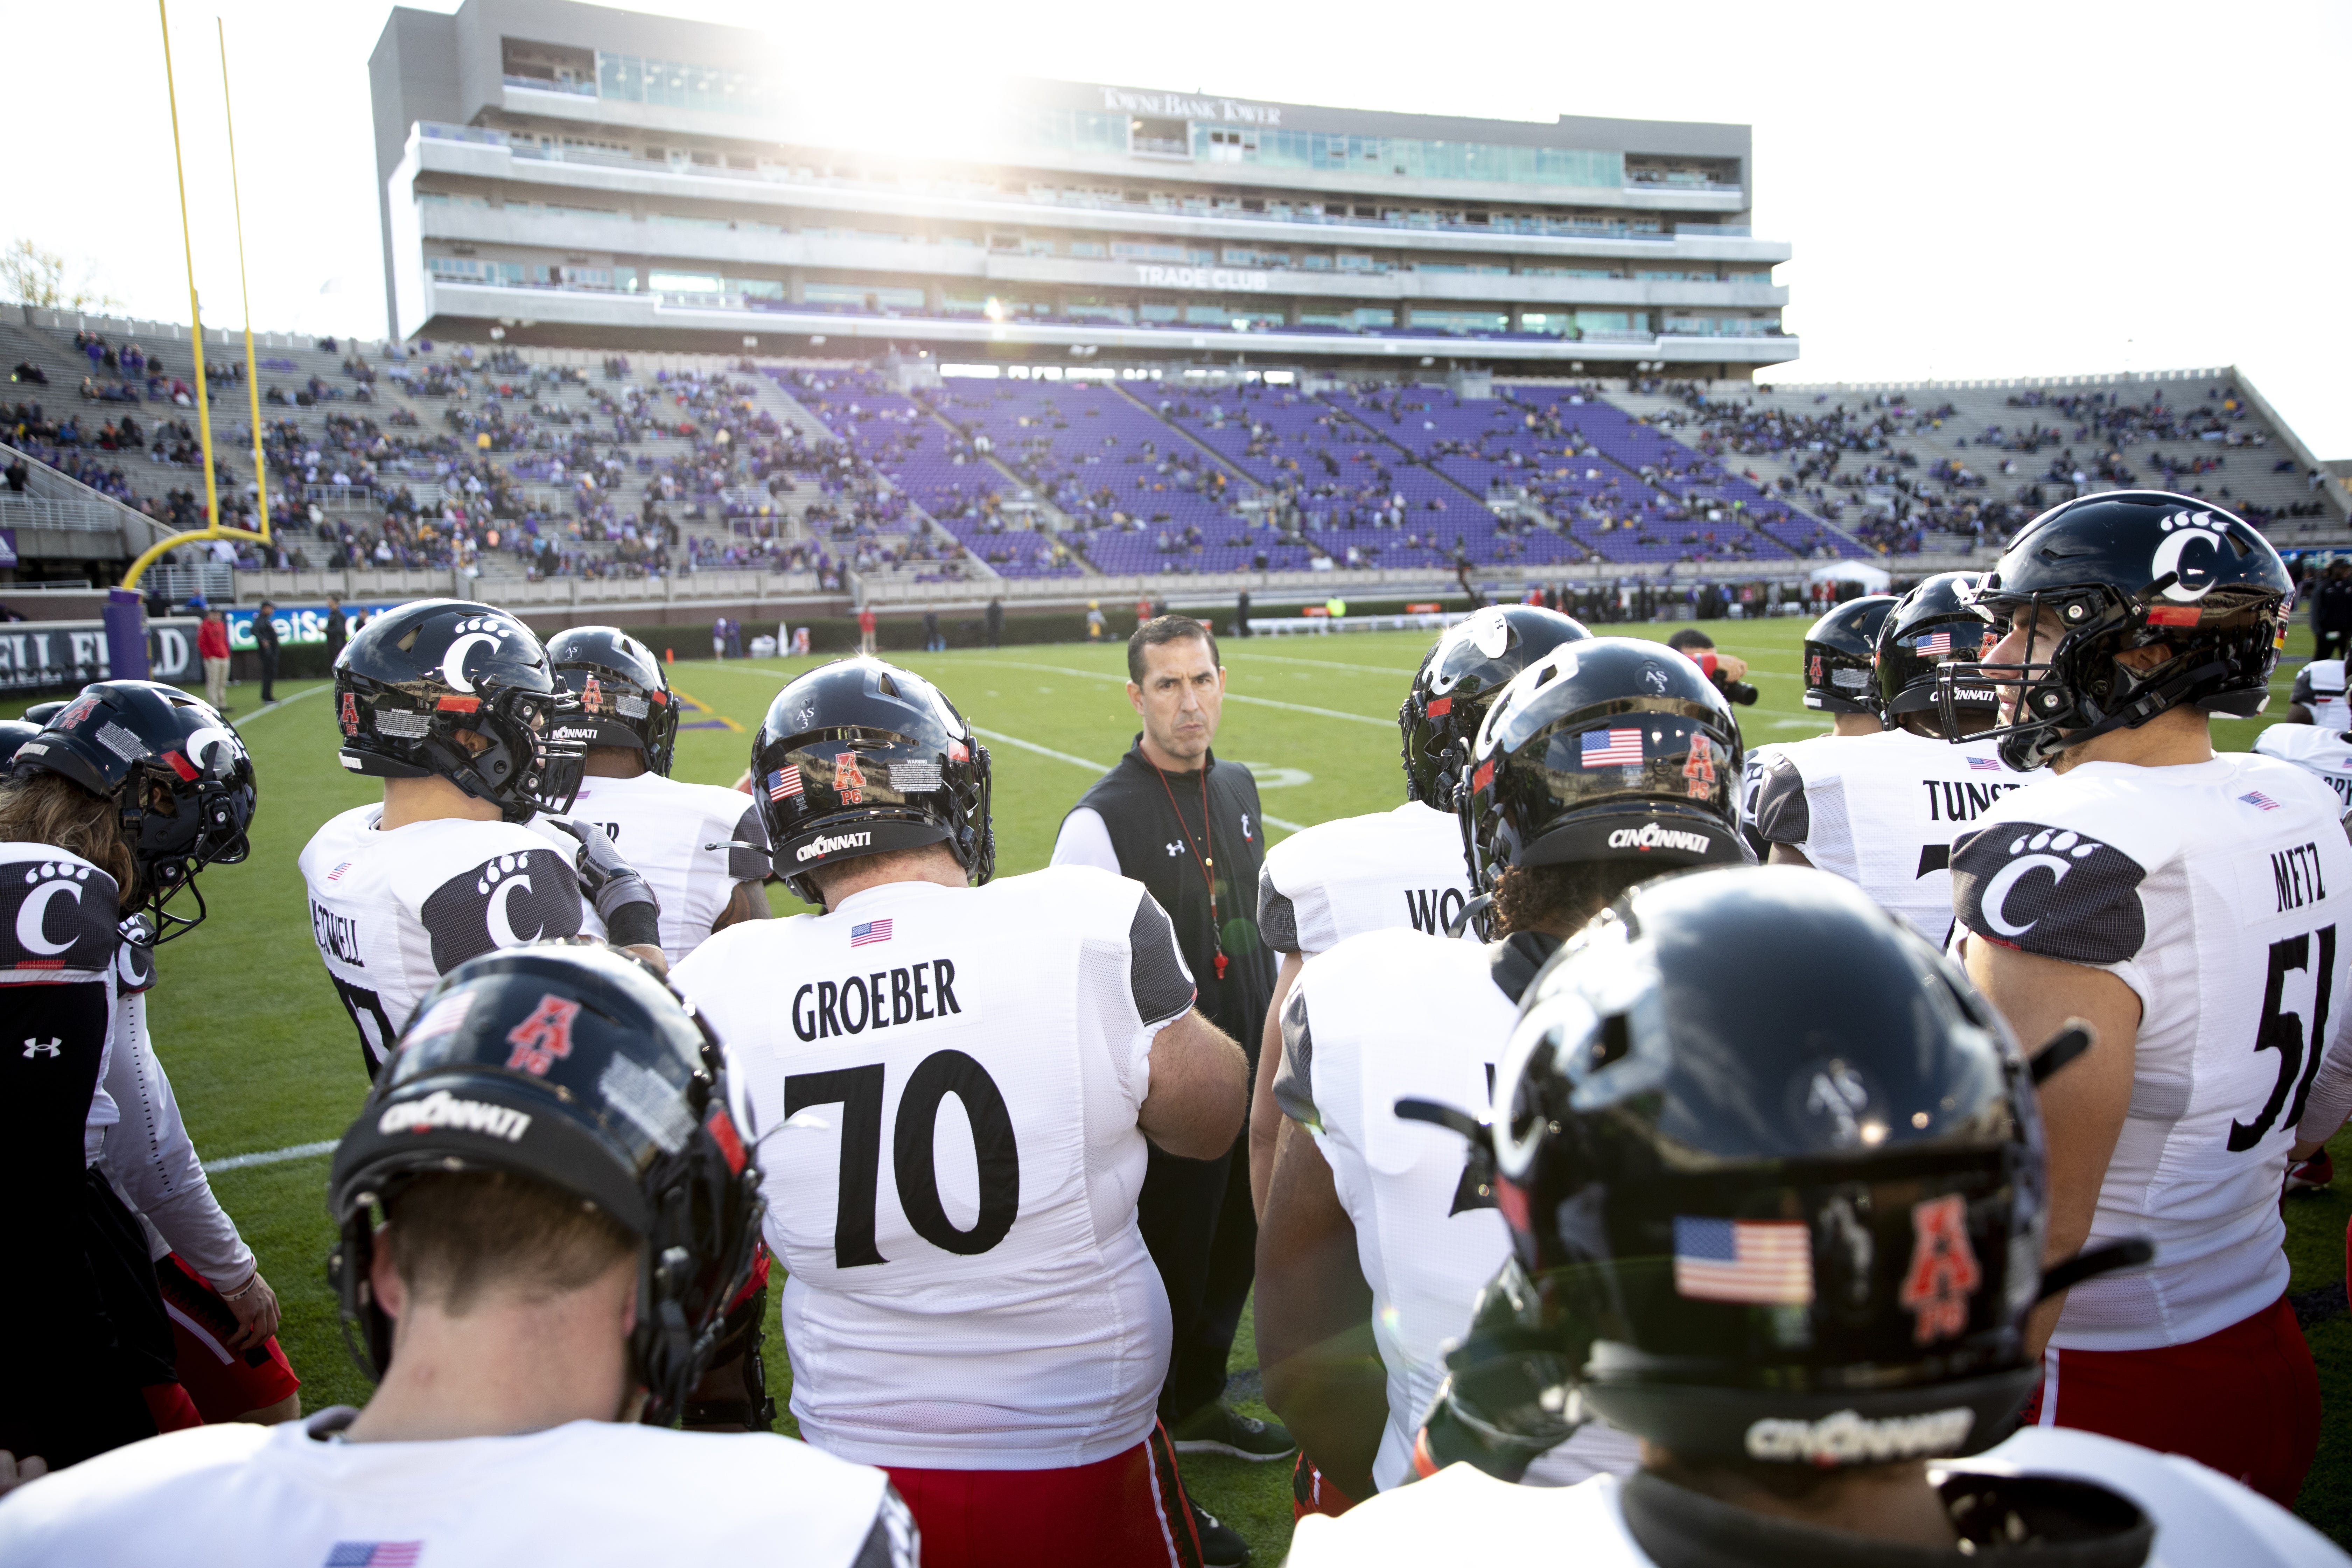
top-left (797, 830), bottom-right (875, 863)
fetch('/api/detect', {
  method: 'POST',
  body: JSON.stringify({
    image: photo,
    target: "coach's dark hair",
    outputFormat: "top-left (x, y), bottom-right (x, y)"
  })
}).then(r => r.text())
top-left (1128, 615), bottom-right (1219, 684)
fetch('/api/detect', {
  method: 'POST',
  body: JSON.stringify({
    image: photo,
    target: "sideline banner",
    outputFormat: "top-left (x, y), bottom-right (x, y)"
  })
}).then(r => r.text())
top-left (222, 602), bottom-right (405, 652)
top-left (0, 618), bottom-right (204, 692)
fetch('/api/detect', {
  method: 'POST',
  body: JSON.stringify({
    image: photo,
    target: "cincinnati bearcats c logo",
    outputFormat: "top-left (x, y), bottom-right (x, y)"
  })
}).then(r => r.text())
top-left (485, 870), bottom-right (542, 947)
top-left (440, 617), bottom-right (511, 694)
top-left (2151, 511), bottom-right (2230, 603)
top-left (15, 875), bottom-right (83, 956)
top-left (183, 724), bottom-right (240, 773)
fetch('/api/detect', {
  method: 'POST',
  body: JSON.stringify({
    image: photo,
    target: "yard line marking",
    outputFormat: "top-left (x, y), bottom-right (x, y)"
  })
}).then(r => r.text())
top-left (972, 726), bottom-right (1307, 835)
top-left (714, 659), bottom-right (1392, 729)
top-left (231, 683), bottom-right (330, 723)
top-left (203, 1139), bottom-right (337, 1174)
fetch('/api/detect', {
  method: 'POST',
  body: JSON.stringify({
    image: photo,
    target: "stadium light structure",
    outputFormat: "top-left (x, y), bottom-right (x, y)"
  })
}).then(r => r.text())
top-left (120, 0), bottom-right (272, 597)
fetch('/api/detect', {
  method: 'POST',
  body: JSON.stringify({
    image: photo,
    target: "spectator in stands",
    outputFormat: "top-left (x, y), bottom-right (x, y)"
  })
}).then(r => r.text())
top-left (251, 600), bottom-right (280, 705)
top-left (2313, 557), bottom-right (2352, 663)
top-left (196, 605), bottom-right (231, 713)
top-left (4, 457), bottom-right (26, 494)
top-left (322, 594), bottom-right (346, 666)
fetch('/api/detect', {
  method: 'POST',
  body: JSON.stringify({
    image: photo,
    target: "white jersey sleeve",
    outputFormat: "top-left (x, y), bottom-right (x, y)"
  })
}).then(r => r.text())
top-left (0, 1409), bottom-right (911, 1568)
top-left (94, 987), bottom-right (254, 1291)
top-left (2253, 722), bottom-right (2352, 812)
top-left (300, 808), bottom-right (586, 1073)
top-left (1277, 929), bottom-right (1639, 1492)
top-left (672, 866), bottom-right (1191, 1470)
top-left (1047, 805), bottom-right (1121, 874)
top-left (552, 773), bottom-right (772, 962)
top-left (2290, 659), bottom-right (2351, 730)
top-left (1257, 802), bottom-right (1475, 957)
top-left (1749, 729), bottom-right (2041, 944)
top-left (1953, 755), bottom-right (2352, 1350)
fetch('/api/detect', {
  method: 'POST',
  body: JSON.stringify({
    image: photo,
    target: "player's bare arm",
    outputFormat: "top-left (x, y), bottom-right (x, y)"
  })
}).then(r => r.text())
top-left (1256, 1116), bottom-right (1384, 1504)
top-left (1250, 950), bottom-right (1305, 1218)
top-left (1139, 1009), bottom-right (1249, 1160)
top-left (1963, 926), bottom-right (2139, 1360)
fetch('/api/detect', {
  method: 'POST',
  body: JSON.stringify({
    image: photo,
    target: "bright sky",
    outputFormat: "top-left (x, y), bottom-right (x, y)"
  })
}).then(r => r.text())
top-left (11, 0), bottom-right (2348, 455)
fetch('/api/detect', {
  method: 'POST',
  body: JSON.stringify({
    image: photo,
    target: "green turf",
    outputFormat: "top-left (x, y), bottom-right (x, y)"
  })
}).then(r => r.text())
top-left (15, 614), bottom-right (2347, 1561)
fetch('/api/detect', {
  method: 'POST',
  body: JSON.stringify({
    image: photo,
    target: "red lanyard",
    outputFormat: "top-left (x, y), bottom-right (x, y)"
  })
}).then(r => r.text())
top-left (1155, 763), bottom-right (1228, 981)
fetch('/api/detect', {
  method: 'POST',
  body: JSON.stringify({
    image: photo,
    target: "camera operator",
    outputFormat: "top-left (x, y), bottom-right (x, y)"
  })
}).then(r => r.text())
top-left (1662, 628), bottom-right (1758, 705)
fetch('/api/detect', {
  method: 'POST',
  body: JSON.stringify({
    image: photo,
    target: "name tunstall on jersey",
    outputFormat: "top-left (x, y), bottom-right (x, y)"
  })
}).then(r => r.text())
top-left (1750, 729), bottom-right (2042, 944)
top-left (670, 866), bottom-right (1196, 1471)
top-left (2253, 722), bottom-right (2352, 811)
top-left (534, 772), bottom-right (771, 962)
top-left (1258, 802), bottom-right (1474, 955)
top-left (1951, 753), bottom-right (2352, 1352)
top-left (1277, 928), bottom-right (1638, 1492)
top-left (298, 808), bottom-right (584, 1072)
top-left (2292, 659), bottom-right (2351, 730)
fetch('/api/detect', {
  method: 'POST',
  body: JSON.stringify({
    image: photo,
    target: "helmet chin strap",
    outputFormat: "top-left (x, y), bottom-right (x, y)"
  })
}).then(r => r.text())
top-left (2021, 653), bottom-right (2228, 770)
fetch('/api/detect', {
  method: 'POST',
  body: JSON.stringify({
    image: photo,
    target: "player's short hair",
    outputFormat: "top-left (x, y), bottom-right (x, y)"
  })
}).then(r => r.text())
top-left (1128, 615), bottom-right (1219, 685)
top-left (1664, 629), bottom-right (1715, 652)
top-left (384, 1169), bottom-right (636, 1316)
top-left (1492, 859), bottom-right (1656, 939)
top-left (0, 770), bottom-right (136, 901)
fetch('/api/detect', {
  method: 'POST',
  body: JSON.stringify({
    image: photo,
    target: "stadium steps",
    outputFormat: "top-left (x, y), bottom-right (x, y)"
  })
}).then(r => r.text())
top-left (1110, 381), bottom-right (1269, 499)
top-left (1602, 385), bottom-right (1879, 556)
top-left (1319, 393), bottom-right (1599, 564)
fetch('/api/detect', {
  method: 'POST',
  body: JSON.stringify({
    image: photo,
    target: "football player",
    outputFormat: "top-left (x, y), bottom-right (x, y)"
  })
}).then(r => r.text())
top-left (1256, 637), bottom-right (1746, 1518)
top-left (1248, 604), bottom-right (1589, 1214)
top-left (0, 943), bottom-right (918, 1566)
top-left (1289, 868), bottom-right (2347, 1567)
top-left (1750, 575), bottom-right (2043, 944)
top-left (1736, 595), bottom-right (1892, 856)
top-left (2252, 719), bottom-right (2352, 815)
top-left (1, 682), bottom-right (271, 1472)
top-left (300, 600), bottom-right (662, 1078)
top-left (542, 625), bottom-right (774, 962)
top-left (670, 657), bottom-right (1249, 1568)
top-left (1946, 492), bottom-right (2334, 1504)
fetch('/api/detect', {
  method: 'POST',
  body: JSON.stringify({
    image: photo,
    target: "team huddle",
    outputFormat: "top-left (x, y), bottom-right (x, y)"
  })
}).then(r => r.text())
top-left (4, 488), bottom-right (2352, 1566)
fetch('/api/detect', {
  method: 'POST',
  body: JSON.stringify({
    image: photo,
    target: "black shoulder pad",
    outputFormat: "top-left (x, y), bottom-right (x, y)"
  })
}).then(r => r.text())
top-left (1488, 931), bottom-right (1563, 1005)
top-left (1952, 821), bottom-right (2149, 965)
top-left (1272, 981), bottom-right (1318, 1129)
top-left (1258, 863), bottom-right (1300, 955)
top-left (1750, 750), bottom-right (1811, 848)
top-left (727, 802), bottom-right (772, 882)
top-left (0, 860), bottom-right (121, 974)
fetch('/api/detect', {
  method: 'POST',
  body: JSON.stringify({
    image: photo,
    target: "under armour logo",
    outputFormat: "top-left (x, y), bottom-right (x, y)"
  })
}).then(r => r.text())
top-left (22, 1039), bottom-right (61, 1059)
top-left (1166, 841), bottom-right (1184, 856)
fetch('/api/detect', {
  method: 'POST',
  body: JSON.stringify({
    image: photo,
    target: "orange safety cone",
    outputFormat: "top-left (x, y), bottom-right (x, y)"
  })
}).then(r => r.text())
top-left (665, 648), bottom-right (674, 664)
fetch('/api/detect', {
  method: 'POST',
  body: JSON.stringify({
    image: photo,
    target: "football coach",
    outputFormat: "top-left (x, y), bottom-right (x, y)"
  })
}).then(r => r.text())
top-left (1052, 617), bottom-right (1293, 1512)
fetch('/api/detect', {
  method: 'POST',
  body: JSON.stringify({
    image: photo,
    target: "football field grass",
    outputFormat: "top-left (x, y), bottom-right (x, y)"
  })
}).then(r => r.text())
top-left (14, 613), bottom-right (2352, 1560)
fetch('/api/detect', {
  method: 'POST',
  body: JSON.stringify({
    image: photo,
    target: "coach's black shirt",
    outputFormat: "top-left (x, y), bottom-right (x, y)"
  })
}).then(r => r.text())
top-left (1066, 737), bottom-right (1276, 1062)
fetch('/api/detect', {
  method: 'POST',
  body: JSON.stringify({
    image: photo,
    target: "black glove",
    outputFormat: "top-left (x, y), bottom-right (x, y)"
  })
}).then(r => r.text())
top-left (1413, 1258), bottom-right (1584, 1484)
top-left (545, 818), bottom-right (661, 949)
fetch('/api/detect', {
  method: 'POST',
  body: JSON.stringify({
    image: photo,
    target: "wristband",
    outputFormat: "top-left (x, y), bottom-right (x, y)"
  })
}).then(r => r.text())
top-left (609, 902), bottom-right (662, 951)
top-left (220, 1273), bottom-right (264, 1302)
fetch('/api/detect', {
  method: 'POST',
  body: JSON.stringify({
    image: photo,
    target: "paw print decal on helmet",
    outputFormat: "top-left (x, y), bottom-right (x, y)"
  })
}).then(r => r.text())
top-left (2153, 510), bottom-right (2232, 603)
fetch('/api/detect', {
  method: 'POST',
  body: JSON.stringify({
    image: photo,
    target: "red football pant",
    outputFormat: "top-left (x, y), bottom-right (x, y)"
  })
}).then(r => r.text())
top-left (1292, 1453), bottom-right (1354, 1521)
top-left (154, 1254), bottom-right (301, 1422)
top-left (2021, 1292), bottom-right (2318, 1506)
top-left (882, 1421), bottom-right (1202, 1568)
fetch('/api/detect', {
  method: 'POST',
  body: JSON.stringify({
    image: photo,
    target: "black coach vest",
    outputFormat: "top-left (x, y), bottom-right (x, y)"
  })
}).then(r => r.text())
top-left (1069, 738), bottom-right (1277, 1059)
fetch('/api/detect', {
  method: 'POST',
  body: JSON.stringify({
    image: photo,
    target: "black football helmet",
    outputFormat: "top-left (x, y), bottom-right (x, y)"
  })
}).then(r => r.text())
top-left (1801, 595), bottom-right (1896, 718)
top-left (0, 718), bottom-right (39, 768)
top-left (9, 681), bottom-right (256, 941)
top-left (1400, 605), bottom-right (1590, 807)
top-left (1943, 491), bottom-right (2291, 770)
top-left (1462, 636), bottom-right (1748, 905)
top-left (546, 625), bottom-right (681, 776)
top-left (1424, 867), bottom-right (2050, 1476)
top-left (334, 600), bottom-right (585, 823)
top-left (753, 658), bottom-right (993, 906)
top-left (328, 942), bottom-right (763, 1427)
top-left (1876, 573), bottom-right (1994, 737)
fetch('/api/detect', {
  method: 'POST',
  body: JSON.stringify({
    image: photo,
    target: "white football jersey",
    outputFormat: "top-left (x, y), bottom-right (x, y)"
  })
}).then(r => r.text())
top-left (1952, 754), bottom-right (2352, 1351)
top-left (1735, 740), bottom-right (1788, 853)
top-left (1279, 929), bottom-right (1639, 1492)
top-left (1751, 728), bottom-right (2043, 945)
top-left (0, 1407), bottom-right (913, 1568)
top-left (1287, 1427), bottom-right (2349, 1567)
top-left (2291, 659), bottom-right (2351, 730)
top-left (2253, 723), bottom-right (2352, 811)
top-left (299, 807), bottom-right (586, 1073)
top-left (1258, 802), bottom-right (1474, 954)
top-left (534, 772), bottom-right (771, 962)
top-left (672, 866), bottom-right (1196, 1471)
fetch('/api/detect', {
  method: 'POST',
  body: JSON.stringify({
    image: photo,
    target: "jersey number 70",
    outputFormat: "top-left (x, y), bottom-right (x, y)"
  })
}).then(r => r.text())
top-left (786, 1051), bottom-right (1021, 1267)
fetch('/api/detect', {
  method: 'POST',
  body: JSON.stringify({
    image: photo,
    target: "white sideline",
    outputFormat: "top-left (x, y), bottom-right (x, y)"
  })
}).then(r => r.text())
top-left (203, 1139), bottom-right (337, 1174)
top-left (228, 682), bottom-right (330, 723)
